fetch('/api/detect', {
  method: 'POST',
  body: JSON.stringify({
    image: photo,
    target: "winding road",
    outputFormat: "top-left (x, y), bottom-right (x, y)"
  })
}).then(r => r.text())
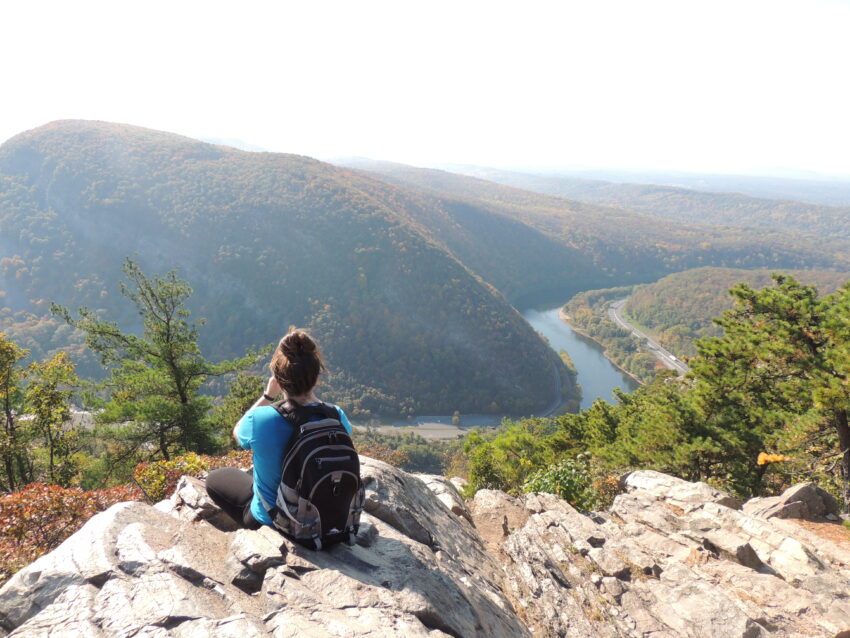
top-left (608, 299), bottom-right (690, 376)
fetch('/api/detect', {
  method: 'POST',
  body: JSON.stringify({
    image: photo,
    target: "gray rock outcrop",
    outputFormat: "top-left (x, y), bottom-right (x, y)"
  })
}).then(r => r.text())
top-left (0, 458), bottom-right (525, 638)
top-left (486, 469), bottom-right (850, 638)
top-left (1, 464), bottom-right (849, 637)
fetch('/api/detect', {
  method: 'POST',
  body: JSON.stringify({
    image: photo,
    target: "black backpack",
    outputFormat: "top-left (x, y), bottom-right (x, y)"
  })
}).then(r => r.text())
top-left (265, 400), bottom-right (364, 550)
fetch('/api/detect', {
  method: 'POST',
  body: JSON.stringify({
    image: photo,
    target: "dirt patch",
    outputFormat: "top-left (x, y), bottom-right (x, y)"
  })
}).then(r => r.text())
top-left (466, 495), bottom-right (538, 634)
top-left (665, 502), bottom-right (685, 516)
top-left (469, 498), bottom-right (530, 557)
top-left (791, 518), bottom-right (850, 546)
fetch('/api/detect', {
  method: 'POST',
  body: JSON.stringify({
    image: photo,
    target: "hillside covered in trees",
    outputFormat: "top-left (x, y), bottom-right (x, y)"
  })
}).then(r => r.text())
top-left (561, 285), bottom-right (658, 382)
top-left (625, 267), bottom-right (850, 360)
top-left (0, 121), bottom-right (568, 417)
top-left (5, 122), bottom-right (850, 417)
top-left (560, 268), bottom-right (850, 382)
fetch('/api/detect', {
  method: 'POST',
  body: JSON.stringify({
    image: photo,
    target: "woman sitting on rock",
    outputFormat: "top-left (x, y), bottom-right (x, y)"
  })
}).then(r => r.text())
top-left (205, 328), bottom-right (355, 532)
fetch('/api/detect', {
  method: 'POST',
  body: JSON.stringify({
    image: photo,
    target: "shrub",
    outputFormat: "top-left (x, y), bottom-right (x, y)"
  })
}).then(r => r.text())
top-left (133, 453), bottom-right (207, 502)
top-left (592, 473), bottom-right (622, 510)
top-left (0, 482), bottom-right (140, 585)
top-left (133, 450), bottom-right (252, 502)
top-left (522, 455), bottom-right (598, 510)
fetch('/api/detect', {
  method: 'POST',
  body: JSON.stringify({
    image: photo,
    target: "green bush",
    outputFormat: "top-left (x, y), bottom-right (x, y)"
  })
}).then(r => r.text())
top-left (133, 450), bottom-right (251, 502)
top-left (523, 455), bottom-right (598, 510)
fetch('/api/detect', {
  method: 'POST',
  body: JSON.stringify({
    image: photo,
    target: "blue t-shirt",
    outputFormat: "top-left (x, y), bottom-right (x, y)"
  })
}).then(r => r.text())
top-left (236, 403), bottom-right (353, 526)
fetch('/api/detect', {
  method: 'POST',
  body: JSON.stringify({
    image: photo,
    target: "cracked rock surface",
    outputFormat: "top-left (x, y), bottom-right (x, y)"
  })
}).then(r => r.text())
top-left (2, 463), bottom-right (849, 637)
top-left (484, 470), bottom-right (850, 638)
top-left (0, 458), bottom-right (524, 638)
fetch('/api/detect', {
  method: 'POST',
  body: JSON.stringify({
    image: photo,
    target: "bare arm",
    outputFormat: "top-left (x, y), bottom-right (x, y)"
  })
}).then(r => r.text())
top-left (233, 376), bottom-right (282, 444)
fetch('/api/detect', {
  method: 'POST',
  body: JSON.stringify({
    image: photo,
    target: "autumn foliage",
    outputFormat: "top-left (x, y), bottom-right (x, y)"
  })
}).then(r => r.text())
top-left (354, 442), bottom-right (410, 468)
top-left (0, 450), bottom-right (254, 585)
top-left (0, 482), bottom-right (141, 584)
top-left (757, 452), bottom-right (792, 466)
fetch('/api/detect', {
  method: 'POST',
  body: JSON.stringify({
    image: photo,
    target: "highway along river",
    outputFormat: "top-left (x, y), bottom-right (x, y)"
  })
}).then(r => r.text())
top-left (522, 306), bottom-right (639, 410)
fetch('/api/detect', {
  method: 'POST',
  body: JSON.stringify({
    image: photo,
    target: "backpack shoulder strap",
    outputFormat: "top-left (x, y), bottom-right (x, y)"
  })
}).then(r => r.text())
top-left (312, 402), bottom-right (341, 422)
top-left (271, 400), bottom-right (340, 430)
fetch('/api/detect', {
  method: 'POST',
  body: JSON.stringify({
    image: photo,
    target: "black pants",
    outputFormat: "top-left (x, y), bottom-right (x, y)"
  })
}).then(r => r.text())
top-left (205, 467), bottom-right (263, 530)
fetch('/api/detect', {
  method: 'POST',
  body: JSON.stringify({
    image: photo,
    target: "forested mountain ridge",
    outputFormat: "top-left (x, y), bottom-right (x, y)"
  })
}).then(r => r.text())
top-left (0, 120), bottom-right (566, 417)
top-left (5, 121), bottom-right (850, 417)
top-left (440, 166), bottom-right (850, 242)
top-left (624, 267), bottom-right (850, 359)
top-left (337, 159), bottom-right (850, 307)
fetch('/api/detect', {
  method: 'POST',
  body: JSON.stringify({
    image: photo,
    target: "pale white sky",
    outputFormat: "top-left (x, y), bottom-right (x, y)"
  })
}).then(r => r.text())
top-left (2, 0), bottom-right (850, 175)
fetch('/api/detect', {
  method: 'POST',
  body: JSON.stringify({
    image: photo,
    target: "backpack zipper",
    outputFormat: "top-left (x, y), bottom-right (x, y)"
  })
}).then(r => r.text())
top-left (316, 455), bottom-right (351, 469)
top-left (308, 471), bottom-right (360, 500)
top-left (301, 445), bottom-right (356, 479)
top-left (282, 428), bottom-right (351, 468)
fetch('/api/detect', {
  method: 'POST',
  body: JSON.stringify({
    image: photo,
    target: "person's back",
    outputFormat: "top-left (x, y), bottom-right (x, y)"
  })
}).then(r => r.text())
top-left (206, 329), bottom-right (363, 547)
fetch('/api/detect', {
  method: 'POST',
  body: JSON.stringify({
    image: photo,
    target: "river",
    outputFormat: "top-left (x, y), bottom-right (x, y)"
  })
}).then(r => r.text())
top-left (362, 304), bottom-right (639, 438)
top-left (522, 306), bottom-right (639, 410)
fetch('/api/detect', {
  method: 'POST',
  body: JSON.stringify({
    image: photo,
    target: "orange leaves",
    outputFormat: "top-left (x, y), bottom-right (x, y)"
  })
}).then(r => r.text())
top-left (757, 452), bottom-right (792, 465)
top-left (0, 482), bottom-right (141, 585)
top-left (354, 443), bottom-right (409, 468)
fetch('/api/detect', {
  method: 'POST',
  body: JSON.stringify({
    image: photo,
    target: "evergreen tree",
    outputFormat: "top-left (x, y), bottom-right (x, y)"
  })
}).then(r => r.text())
top-left (52, 259), bottom-right (257, 461)
top-left (692, 275), bottom-right (850, 506)
top-left (208, 373), bottom-right (265, 448)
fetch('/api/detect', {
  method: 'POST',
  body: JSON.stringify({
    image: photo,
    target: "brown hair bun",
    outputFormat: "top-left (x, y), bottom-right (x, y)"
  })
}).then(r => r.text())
top-left (270, 328), bottom-right (325, 397)
top-left (280, 330), bottom-right (317, 359)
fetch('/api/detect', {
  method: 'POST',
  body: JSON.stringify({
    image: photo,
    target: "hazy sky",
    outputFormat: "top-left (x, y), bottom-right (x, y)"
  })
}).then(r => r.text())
top-left (2, 0), bottom-right (849, 175)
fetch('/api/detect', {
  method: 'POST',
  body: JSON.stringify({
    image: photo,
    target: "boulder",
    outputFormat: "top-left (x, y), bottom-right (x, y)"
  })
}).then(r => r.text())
top-left (620, 469), bottom-right (742, 510)
top-left (743, 482), bottom-right (841, 520)
top-left (482, 470), bottom-right (850, 637)
top-left (415, 473), bottom-right (474, 524)
top-left (168, 475), bottom-right (241, 531)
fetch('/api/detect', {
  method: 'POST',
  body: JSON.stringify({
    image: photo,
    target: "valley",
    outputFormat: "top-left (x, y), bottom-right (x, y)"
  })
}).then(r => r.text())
top-left (3, 121), bottom-right (850, 431)
top-left (360, 303), bottom-right (634, 438)
top-left (5, 121), bottom-right (850, 599)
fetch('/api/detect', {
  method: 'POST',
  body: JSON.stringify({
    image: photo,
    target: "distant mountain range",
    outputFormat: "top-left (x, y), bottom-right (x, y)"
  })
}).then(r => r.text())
top-left (440, 165), bottom-right (850, 207)
top-left (428, 165), bottom-right (850, 240)
top-left (336, 158), bottom-right (850, 295)
top-left (0, 121), bottom-right (564, 417)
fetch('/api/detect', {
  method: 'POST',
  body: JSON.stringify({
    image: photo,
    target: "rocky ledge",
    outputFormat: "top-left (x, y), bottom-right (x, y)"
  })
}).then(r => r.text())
top-left (0, 460), bottom-right (848, 637)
